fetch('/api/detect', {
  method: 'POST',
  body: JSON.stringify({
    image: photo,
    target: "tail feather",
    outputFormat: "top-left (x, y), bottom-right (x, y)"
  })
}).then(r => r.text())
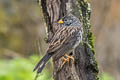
top-left (33, 53), bottom-right (52, 73)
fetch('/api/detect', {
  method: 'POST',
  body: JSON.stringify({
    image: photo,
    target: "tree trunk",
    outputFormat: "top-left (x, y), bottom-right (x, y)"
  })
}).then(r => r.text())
top-left (40, 0), bottom-right (99, 80)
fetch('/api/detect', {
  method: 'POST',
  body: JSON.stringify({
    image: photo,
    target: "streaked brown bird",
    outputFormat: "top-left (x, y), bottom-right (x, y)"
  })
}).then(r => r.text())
top-left (33, 13), bottom-right (83, 73)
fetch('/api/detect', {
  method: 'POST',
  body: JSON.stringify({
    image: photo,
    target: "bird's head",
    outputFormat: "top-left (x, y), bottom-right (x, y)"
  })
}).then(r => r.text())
top-left (58, 13), bottom-right (82, 26)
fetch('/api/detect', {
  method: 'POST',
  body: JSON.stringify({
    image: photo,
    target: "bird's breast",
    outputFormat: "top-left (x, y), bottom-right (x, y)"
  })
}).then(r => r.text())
top-left (73, 30), bottom-right (83, 49)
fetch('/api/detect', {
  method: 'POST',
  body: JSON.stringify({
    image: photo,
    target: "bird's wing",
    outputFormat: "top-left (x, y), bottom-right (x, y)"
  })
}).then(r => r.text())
top-left (47, 26), bottom-right (82, 58)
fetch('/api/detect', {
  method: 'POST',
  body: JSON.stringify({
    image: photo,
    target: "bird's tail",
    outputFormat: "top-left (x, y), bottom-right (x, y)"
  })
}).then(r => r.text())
top-left (33, 53), bottom-right (52, 73)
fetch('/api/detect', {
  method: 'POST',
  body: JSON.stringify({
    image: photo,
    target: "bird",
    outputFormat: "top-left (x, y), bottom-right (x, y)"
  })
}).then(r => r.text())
top-left (33, 13), bottom-right (83, 73)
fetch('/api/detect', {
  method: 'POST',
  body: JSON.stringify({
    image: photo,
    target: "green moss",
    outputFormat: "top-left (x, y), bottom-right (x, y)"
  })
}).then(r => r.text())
top-left (88, 31), bottom-right (96, 54)
top-left (79, 0), bottom-right (96, 54)
top-left (78, 0), bottom-right (99, 79)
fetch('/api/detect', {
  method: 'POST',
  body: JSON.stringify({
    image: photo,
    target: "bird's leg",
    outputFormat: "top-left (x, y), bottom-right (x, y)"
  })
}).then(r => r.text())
top-left (61, 56), bottom-right (68, 67)
top-left (61, 54), bottom-right (74, 67)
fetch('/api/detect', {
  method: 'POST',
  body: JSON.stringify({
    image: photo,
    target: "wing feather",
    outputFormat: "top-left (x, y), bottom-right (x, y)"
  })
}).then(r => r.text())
top-left (47, 26), bottom-right (81, 54)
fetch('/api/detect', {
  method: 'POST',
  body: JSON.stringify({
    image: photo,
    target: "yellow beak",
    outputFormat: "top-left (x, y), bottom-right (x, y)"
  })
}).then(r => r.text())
top-left (58, 19), bottom-right (64, 24)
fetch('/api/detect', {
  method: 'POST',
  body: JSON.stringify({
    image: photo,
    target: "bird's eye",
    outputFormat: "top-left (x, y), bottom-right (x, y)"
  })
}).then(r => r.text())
top-left (63, 18), bottom-right (67, 21)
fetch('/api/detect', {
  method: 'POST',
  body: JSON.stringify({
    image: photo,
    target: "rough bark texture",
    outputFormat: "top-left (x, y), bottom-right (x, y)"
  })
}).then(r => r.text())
top-left (41, 0), bottom-right (99, 80)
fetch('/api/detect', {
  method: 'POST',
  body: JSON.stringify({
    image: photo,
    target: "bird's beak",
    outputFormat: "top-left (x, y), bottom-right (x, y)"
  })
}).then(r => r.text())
top-left (58, 19), bottom-right (64, 24)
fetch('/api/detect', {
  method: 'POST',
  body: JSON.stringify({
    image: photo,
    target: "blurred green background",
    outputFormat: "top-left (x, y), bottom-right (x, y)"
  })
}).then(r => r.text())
top-left (0, 0), bottom-right (119, 80)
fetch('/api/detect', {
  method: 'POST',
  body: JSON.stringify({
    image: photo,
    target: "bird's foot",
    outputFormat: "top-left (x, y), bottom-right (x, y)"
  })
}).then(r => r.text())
top-left (61, 54), bottom-right (74, 67)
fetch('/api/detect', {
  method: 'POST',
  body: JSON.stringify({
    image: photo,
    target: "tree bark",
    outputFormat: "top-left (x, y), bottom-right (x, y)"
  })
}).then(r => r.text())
top-left (40, 0), bottom-right (99, 80)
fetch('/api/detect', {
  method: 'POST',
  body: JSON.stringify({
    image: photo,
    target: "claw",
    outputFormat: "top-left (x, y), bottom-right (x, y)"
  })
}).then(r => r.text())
top-left (65, 54), bottom-right (74, 64)
top-left (61, 54), bottom-right (74, 67)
